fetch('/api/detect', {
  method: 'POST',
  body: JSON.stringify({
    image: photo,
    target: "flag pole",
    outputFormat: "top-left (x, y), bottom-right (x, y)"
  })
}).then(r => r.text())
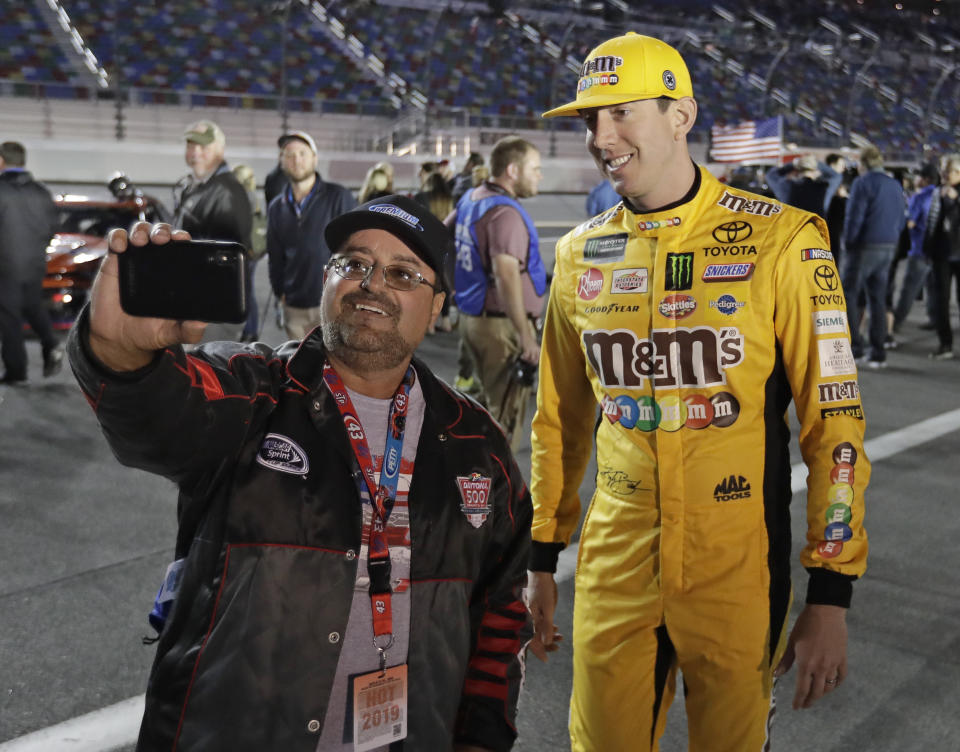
top-left (776, 115), bottom-right (784, 166)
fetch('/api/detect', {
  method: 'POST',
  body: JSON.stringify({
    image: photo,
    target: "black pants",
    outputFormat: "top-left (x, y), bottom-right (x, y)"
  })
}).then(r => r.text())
top-left (930, 256), bottom-right (960, 349)
top-left (0, 274), bottom-right (58, 379)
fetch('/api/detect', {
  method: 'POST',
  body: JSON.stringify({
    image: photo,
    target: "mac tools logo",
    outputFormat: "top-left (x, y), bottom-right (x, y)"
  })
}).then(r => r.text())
top-left (714, 474), bottom-right (751, 502)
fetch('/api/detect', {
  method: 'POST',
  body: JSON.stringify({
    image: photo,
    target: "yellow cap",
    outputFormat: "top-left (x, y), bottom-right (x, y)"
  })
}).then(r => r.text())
top-left (542, 32), bottom-right (693, 118)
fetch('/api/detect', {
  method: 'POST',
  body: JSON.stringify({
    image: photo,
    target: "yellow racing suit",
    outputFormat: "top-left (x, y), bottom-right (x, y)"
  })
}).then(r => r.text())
top-left (529, 166), bottom-right (869, 751)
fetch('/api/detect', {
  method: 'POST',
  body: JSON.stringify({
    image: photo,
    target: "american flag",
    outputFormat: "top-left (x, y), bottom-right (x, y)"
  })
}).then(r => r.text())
top-left (709, 116), bottom-right (782, 163)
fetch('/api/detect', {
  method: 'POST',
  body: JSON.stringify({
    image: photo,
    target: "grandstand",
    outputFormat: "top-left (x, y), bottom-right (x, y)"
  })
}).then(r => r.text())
top-left (2, 0), bottom-right (959, 173)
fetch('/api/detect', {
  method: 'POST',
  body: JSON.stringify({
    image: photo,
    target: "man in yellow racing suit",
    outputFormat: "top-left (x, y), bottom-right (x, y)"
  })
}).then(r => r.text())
top-left (526, 33), bottom-right (869, 751)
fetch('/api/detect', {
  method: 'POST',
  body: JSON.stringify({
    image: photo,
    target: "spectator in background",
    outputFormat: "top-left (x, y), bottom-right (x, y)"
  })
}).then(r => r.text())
top-left (471, 164), bottom-right (490, 187)
top-left (841, 144), bottom-right (906, 369)
top-left (172, 120), bottom-right (252, 251)
top-left (823, 153), bottom-right (846, 214)
top-left (765, 154), bottom-right (841, 219)
top-left (415, 173), bottom-right (455, 333)
top-left (373, 160), bottom-right (395, 190)
top-left (267, 130), bottom-right (356, 340)
top-left (585, 178), bottom-right (620, 216)
top-left (0, 140), bottom-right (62, 384)
top-left (232, 164), bottom-right (266, 342)
top-left (450, 136), bottom-right (546, 444)
top-left (437, 159), bottom-right (454, 185)
top-left (358, 164), bottom-right (393, 203)
top-left (263, 137), bottom-right (290, 207)
top-left (927, 153), bottom-right (960, 359)
top-left (451, 152), bottom-right (484, 203)
top-left (826, 177), bottom-right (850, 272)
top-left (415, 160), bottom-right (437, 194)
top-left (891, 162), bottom-right (939, 343)
top-left (415, 172), bottom-right (454, 221)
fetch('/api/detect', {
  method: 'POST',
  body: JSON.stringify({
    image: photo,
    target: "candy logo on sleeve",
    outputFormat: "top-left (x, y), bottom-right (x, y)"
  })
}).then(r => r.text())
top-left (256, 433), bottom-right (310, 475)
top-left (456, 473), bottom-right (493, 528)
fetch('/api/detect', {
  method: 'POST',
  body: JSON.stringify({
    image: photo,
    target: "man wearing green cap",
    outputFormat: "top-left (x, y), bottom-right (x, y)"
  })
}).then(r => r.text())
top-left (526, 32), bottom-right (869, 750)
top-left (173, 119), bottom-right (252, 253)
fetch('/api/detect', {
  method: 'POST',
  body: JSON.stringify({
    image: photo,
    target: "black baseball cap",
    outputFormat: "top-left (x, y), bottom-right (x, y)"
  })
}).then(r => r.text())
top-left (324, 194), bottom-right (451, 291)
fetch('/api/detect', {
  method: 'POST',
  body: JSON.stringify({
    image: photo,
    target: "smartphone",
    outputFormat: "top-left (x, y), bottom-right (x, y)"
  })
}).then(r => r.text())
top-left (118, 239), bottom-right (248, 324)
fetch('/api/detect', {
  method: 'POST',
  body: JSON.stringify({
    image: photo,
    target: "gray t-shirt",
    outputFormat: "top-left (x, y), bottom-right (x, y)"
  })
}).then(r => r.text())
top-left (317, 377), bottom-right (425, 751)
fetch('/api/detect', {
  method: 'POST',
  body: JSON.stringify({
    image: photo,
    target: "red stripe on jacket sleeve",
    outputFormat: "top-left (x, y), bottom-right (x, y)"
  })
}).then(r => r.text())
top-left (481, 611), bottom-right (527, 632)
top-left (475, 634), bottom-right (523, 654)
top-left (463, 678), bottom-right (509, 701)
top-left (185, 355), bottom-right (225, 400)
top-left (469, 656), bottom-right (510, 679)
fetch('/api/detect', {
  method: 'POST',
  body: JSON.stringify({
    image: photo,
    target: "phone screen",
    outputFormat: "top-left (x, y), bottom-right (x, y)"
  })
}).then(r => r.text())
top-left (117, 239), bottom-right (248, 324)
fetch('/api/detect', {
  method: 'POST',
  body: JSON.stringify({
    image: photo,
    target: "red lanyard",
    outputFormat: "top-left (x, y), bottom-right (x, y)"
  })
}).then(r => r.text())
top-left (323, 363), bottom-right (414, 668)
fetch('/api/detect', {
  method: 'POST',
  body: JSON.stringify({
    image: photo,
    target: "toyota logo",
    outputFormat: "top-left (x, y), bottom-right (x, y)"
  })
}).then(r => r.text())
top-left (814, 265), bottom-right (838, 291)
top-left (712, 221), bottom-right (753, 244)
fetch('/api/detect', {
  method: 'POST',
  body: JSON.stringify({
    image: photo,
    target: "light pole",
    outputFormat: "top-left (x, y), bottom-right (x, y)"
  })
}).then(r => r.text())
top-left (112, 0), bottom-right (125, 140)
top-left (545, 20), bottom-right (577, 159)
top-left (272, 1), bottom-right (293, 134)
top-left (843, 24), bottom-right (881, 145)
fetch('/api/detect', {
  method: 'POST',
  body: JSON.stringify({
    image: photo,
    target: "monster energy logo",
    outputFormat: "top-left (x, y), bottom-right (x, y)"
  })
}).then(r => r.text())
top-left (664, 252), bottom-right (694, 291)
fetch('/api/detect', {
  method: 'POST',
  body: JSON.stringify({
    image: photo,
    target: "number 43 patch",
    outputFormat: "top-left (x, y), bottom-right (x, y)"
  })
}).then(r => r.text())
top-left (456, 473), bottom-right (493, 528)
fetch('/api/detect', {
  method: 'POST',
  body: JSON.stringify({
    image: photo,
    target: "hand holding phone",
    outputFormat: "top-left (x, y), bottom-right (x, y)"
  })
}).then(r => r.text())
top-left (87, 223), bottom-right (210, 372)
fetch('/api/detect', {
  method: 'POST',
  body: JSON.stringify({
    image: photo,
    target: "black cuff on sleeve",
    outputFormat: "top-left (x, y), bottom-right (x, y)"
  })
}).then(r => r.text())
top-left (528, 541), bottom-right (565, 573)
top-left (805, 567), bottom-right (856, 608)
top-left (71, 305), bottom-right (164, 382)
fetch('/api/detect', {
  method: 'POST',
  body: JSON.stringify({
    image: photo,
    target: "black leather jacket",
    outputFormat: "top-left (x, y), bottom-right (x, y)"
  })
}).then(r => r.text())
top-left (172, 162), bottom-right (252, 248)
top-left (0, 168), bottom-right (58, 278)
top-left (67, 311), bottom-right (532, 752)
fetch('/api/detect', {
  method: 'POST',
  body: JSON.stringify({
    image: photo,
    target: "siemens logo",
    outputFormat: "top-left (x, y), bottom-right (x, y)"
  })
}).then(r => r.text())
top-left (813, 309), bottom-right (848, 335)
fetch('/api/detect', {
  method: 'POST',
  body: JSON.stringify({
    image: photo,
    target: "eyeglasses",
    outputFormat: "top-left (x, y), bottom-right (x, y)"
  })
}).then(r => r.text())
top-left (326, 256), bottom-right (441, 292)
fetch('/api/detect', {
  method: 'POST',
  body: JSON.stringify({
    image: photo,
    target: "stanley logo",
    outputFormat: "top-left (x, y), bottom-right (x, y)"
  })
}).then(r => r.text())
top-left (714, 474), bottom-right (751, 502)
top-left (665, 252), bottom-right (694, 291)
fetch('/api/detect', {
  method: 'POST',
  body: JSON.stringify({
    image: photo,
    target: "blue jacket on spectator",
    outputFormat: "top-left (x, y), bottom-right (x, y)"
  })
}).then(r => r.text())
top-left (842, 168), bottom-right (906, 250)
top-left (906, 183), bottom-right (937, 258)
top-left (764, 160), bottom-right (841, 219)
top-left (585, 179), bottom-right (621, 216)
top-left (266, 173), bottom-right (356, 309)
